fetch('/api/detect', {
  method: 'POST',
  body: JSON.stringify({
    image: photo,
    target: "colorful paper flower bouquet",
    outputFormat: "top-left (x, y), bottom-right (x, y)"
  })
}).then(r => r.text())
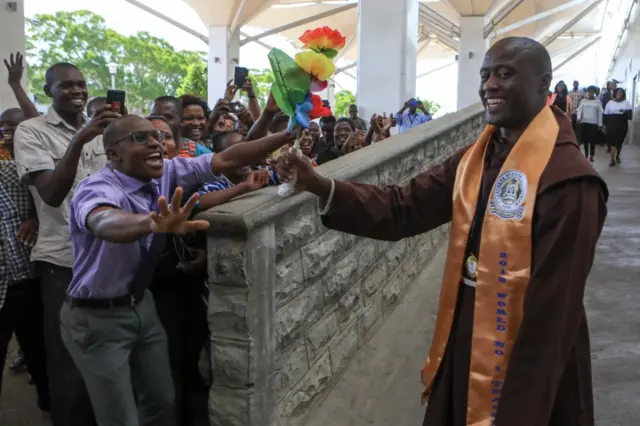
top-left (268, 26), bottom-right (346, 197)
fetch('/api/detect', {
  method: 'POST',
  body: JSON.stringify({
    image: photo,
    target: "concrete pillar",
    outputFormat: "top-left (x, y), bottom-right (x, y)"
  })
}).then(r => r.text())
top-left (356, 0), bottom-right (419, 118)
top-left (207, 27), bottom-right (240, 106)
top-left (327, 81), bottom-right (335, 109)
top-left (457, 16), bottom-right (487, 110)
top-left (0, 0), bottom-right (26, 111)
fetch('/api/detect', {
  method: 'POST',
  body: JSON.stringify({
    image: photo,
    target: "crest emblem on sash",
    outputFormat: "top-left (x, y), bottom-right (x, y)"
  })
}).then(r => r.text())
top-left (465, 254), bottom-right (478, 279)
top-left (489, 170), bottom-right (527, 220)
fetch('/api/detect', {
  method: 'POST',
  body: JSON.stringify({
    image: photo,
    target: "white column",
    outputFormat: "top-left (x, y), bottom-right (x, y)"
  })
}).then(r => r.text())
top-left (457, 16), bottom-right (487, 110)
top-left (0, 0), bottom-right (26, 111)
top-left (356, 0), bottom-right (419, 118)
top-left (327, 81), bottom-right (335, 108)
top-left (207, 27), bottom-right (240, 107)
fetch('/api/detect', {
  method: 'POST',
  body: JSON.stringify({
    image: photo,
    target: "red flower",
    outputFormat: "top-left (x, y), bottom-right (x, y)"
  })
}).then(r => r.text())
top-left (299, 27), bottom-right (346, 58)
top-left (309, 94), bottom-right (332, 119)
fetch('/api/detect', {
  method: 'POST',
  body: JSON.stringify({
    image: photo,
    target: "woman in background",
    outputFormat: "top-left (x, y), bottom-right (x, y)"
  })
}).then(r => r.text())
top-left (548, 80), bottom-right (572, 119)
top-left (180, 95), bottom-right (212, 150)
top-left (575, 86), bottom-right (603, 162)
top-left (604, 88), bottom-right (632, 166)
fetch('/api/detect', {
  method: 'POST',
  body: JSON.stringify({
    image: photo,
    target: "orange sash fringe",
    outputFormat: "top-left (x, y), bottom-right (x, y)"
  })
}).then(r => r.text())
top-left (421, 107), bottom-right (559, 425)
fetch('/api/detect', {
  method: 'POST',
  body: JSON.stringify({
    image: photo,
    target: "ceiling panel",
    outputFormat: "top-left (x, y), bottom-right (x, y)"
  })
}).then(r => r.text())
top-left (181, 0), bottom-right (614, 70)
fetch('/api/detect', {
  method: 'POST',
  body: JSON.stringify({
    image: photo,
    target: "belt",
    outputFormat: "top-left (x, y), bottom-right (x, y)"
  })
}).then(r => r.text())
top-left (66, 292), bottom-right (145, 309)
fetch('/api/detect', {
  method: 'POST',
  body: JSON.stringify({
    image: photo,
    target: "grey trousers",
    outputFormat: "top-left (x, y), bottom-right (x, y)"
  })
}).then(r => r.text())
top-left (60, 291), bottom-right (175, 426)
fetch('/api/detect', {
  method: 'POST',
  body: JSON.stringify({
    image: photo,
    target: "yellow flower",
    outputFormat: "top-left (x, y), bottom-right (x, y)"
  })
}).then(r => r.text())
top-left (294, 51), bottom-right (335, 81)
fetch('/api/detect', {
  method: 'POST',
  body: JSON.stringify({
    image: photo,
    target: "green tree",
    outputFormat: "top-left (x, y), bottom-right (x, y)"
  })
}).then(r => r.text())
top-left (26, 10), bottom-right (204, 113)
top-left (333, 89), bottom-right (356, 118)
top-left (418, 98), bottom-right (441, 115)
top-left (176, 60), bottom-right (208, 100)
top-left (235, 68), bottom-right (275, 109)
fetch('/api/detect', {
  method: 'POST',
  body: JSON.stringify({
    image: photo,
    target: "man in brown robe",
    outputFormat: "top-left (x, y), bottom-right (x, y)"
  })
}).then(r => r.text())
top-left (276, 37), bottom-right (607, 426)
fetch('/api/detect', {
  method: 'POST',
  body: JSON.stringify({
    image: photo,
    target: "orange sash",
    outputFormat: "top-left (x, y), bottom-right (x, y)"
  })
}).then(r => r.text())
top-left (421, 107), bottom-right (559, 425)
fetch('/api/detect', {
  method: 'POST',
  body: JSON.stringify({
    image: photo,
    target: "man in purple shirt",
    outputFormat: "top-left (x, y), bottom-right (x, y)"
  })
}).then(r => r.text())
top-left (61, 115), bottom-right (293, 426)
top-left (395, 98), bottom-right (433, 133)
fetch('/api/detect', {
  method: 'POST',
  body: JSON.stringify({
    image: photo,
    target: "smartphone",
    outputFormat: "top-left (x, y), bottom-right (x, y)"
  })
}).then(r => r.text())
top-left (322, 99), bottom-right (330, 108)
top-left (234, 66), bottom-right (249, 87)
top-left (106, 89), bottom-right (126, 114)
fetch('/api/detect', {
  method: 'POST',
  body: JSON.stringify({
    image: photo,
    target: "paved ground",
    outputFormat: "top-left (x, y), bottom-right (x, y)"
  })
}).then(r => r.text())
top-left (304, 145), bottom-right (640, 426)
top-left (2, 146), bottom-right (639, 425)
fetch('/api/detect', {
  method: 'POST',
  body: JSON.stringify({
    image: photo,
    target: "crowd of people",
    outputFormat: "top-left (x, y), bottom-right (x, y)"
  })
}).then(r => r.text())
top-left (0, 49), bottom-right (435, 426)
top-left (549, 79), bottom-right (633, 166)
top-left (0, 35), bottom-right (628, 426)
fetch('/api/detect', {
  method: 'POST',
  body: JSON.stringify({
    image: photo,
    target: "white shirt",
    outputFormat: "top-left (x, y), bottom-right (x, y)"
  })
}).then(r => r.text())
top-left (576, 99), bottom-right (603, 127)
top-left (604, 100), bottom-right (632, 115)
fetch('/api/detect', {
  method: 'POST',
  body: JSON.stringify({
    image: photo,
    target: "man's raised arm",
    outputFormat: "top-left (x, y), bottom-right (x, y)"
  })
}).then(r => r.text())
top-left (276, 146), bottom-right (470, 241)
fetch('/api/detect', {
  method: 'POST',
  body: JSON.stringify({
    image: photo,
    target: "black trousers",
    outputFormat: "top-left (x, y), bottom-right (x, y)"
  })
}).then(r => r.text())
top-left (151, 263), bottom-right (209, 426)
top-left (580, 123), bottom-right (599, 157)
top-left (0, 278), bottom-right (49, 410)
top-left (39, 263), bottom-right (97, 426)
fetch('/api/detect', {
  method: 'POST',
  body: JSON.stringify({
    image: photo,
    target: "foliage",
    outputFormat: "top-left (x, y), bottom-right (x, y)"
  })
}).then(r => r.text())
top-left (418, 98), bottom-right (441, 115)
top-left (176, 60), bottom-right (208, 100)
top-left (25, 10), bottom-right (204, 113)
top-left (333, 89), bottom-right (356, 117)
top-left (24, 10), bottom-right (442, 117)
top-left (235, 68), bottom-right (275, 109)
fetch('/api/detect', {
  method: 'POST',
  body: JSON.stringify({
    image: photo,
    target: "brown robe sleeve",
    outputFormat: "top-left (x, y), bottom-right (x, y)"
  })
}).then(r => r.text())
top-left (495, 176), bottom-right (607, 425)
top-left (320, 146), bottom-right (470, 241)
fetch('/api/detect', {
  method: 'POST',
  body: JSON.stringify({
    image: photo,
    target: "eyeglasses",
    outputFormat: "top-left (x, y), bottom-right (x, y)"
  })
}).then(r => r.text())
top-left (111, 129), bottom-right (165, 146)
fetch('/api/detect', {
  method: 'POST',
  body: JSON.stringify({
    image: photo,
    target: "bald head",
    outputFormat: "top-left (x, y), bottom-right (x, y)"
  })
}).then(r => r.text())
top-left (103, 115), bottom-right (154, 148)
top-left (489, 37), bottom-right (552, 78)
top-left (480, 37), bottom-right (552, 131)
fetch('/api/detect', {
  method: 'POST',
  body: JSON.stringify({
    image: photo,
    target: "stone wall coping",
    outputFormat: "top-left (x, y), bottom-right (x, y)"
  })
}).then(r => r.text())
top-left (197, 103), bottom-right (484, 237)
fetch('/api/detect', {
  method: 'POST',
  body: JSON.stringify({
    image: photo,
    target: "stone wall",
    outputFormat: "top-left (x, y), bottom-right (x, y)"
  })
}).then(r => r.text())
top-left (200, 104), bottom-right (485, 426)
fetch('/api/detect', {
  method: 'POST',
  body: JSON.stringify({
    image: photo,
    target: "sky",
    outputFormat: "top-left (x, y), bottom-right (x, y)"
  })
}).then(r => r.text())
top-left (24, 0), bottom-right (614, 115)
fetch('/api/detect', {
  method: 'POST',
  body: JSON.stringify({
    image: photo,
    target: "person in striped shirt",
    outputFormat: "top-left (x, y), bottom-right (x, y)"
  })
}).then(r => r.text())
top-left (569, 80), bottom-right (586, 132)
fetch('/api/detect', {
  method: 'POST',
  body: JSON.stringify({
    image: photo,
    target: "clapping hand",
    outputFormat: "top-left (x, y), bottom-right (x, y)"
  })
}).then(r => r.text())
top-left (149, 187), bottom-right (210, 235)
top-left (381, 113), bottom-right (394, 132)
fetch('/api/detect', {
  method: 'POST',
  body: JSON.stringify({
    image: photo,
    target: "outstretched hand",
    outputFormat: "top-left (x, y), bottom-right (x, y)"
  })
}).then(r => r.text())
top-left (276, 148), bottom-right (318, 192)
top-left (149, 187), bottom-right (210, 235)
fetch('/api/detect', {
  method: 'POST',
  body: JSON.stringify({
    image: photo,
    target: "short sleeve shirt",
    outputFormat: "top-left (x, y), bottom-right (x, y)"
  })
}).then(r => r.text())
top-left (13, 106), bottom-right (107, 268)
